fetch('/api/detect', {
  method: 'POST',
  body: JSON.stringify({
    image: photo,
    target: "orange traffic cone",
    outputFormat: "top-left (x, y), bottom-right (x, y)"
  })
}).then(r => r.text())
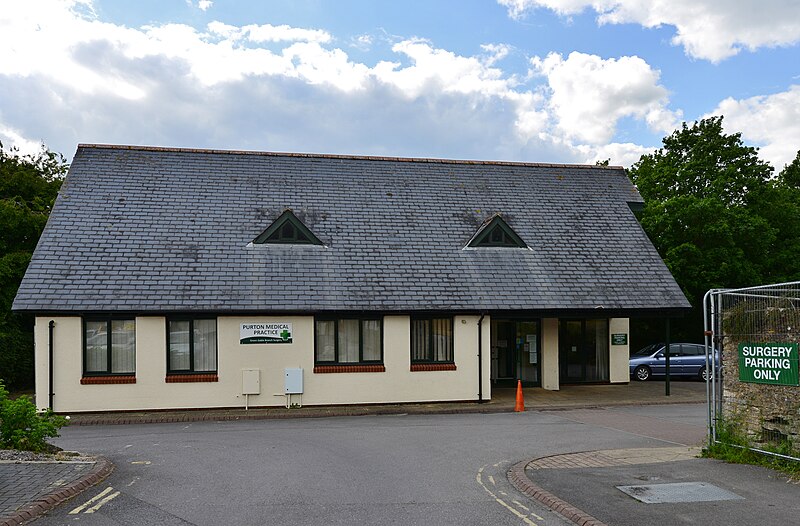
top-left (514, 379), bottom-right (525, 412)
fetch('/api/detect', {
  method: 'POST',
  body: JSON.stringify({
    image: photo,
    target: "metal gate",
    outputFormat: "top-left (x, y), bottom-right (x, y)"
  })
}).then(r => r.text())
top-left (704, 282), bottom-right (800, 461)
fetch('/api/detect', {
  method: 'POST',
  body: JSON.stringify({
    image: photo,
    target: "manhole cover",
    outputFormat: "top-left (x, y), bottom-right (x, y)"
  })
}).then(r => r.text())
top-left (616, 482), bottom-right (744, 504)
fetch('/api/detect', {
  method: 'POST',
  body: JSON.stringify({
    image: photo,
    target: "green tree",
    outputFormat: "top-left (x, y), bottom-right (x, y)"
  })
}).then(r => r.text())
top-left (629, 117), bottom-right (800, 341)
top-left (0, 143), bottom-right (65, 390)
top-left (778, 150), bottom-right (800, 188)
top-left (757, 151), bottom-right (800, 283)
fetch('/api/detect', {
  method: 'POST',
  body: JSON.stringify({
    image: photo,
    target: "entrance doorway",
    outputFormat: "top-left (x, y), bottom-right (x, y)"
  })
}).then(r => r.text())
top-left (559, 319), bottom-right (609, 383)
top-left (490, 319), bottom-right (540, 386)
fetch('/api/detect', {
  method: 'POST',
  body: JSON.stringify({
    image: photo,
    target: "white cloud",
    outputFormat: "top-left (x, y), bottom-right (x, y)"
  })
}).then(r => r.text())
top-left (0, 0), bottom-right (685, 168)
top-left (498, 1), bottom-right (800, 62)
top-left (351, 34), bottom-right (373, 51)
top-left (531, 51), bottom-right (679, 144)
top-left (198, 0), bottom-right (213, 11)
top-left (0, 125), bottom-right (42, 157)
top-left (709, 85), bottom-right (800, 169)
top-left (242, 23), bottom-right (332, 44)
top-left (579, 142), bottom-right (655, 167)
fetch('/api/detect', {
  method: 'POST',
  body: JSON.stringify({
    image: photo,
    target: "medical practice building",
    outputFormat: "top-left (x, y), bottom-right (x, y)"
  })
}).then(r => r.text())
top-left (13, 144), bottom-right (689, 413)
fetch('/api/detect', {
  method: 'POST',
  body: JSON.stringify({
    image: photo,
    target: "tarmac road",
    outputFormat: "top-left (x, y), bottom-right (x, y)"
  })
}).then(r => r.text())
top-left (31, 403), bottom-right (797, 526)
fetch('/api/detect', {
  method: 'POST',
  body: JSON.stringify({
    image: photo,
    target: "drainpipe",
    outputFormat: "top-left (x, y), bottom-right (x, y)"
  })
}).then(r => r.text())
top-left (477, 313), bottom-right (486, 403)
top-left (48, 320), bottom-right (55, 411)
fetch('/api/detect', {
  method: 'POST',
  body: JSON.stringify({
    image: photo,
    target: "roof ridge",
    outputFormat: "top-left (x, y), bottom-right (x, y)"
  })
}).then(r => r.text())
top-left (76, 143), bottom-right (625, 171)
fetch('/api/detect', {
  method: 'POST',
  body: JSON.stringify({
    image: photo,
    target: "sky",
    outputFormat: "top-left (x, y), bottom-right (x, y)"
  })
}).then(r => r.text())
top-left (0, 0), bottom-right (798, 168)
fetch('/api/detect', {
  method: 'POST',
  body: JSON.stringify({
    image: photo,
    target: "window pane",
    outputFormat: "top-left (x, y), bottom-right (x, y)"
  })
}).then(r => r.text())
top-left (587, 319), bottom-right (608, 382)
top-left (432, 318), bottom-right (452, 362)
top-left (169, 320), bottom-right (191, 371)
top-left (315, 320), bottom-right (336, 362)
top-left (193, 319), bottom-right (217, 372)
top-left (362, 320), bottom-right (381, 361)
top-left (111, 320), bottom-right (136, 374)
top-left (338, 320), bottom-right (360, 363)
top-left (411, 319), bottom-right (430, 361)
top-left (85, 321), bottom-right (108, 373)
top-left (281, 222), bottom-right (294, 240)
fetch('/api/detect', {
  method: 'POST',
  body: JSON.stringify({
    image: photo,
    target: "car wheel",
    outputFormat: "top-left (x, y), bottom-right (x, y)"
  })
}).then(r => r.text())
top-left (634, 365), bottom-right (651, 381)
top-left (699, 367), bottom-right (710, 381)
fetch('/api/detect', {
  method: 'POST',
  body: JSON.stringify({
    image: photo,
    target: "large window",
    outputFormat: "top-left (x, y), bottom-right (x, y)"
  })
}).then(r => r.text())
top-left (411, 317), bottom-right (453, 363)
top-left (315, 317), bottom-right (383, 364)
top-left (168, 318), bottom-right (217, 374)
top-left (83, 319), bottom-right (136, 376)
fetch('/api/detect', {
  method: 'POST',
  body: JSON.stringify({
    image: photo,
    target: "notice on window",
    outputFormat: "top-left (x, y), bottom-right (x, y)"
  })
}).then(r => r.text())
top-left (240, 323), bottom-right (293, 344)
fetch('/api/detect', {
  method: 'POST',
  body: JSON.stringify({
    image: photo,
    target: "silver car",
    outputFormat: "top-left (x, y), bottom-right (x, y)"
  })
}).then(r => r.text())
top-left (629, 343), bottom-right (718, 381)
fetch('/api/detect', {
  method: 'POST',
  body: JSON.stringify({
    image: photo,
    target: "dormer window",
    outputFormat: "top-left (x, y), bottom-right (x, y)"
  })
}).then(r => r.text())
top-left (467, 214), bottom-right (527, 248)
top-left (253, 209), bottom-right (323, 245)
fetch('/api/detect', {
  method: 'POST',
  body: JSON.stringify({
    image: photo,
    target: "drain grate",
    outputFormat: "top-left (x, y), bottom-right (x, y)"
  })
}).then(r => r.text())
top-left (616, 482), bottom-right (744, 504)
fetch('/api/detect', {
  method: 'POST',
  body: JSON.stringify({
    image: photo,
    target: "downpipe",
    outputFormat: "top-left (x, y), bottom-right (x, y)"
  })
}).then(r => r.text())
top-left (477, 313), bottom-right (486, 403)
top-left (48, 320), bottom-right (55, 411)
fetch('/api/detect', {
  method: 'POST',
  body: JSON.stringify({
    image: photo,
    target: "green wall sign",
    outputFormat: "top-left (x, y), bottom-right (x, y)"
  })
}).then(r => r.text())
top-left (240, 323), bottom-right (293, 344)
top-left (611, 333), bottom-right (628, 346)
top-left (738, 343), bottom-right (799, 386)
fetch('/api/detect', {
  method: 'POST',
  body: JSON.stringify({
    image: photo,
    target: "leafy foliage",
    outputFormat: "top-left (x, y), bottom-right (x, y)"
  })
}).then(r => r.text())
top-left (0, 143), bottom-right (65, 390)
top-left (0, 382), bottom-right (67, 452)
top-left (629, 117), bottom-right (800, 341)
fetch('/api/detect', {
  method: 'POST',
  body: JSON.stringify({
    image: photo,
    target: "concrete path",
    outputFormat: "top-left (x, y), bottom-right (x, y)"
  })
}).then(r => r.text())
top-left (63, 380), bottom-right (707, 426)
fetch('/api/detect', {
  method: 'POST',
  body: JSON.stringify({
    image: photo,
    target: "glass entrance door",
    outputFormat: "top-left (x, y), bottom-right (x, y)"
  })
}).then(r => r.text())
top-left (493, 321), bottom-right (516, 380)
top-left (490, 319), bottom-right (540, 386)
top-left (559, 319), bottom-right (609, 383)
top-left (517, 321), bottom-right (540, 385)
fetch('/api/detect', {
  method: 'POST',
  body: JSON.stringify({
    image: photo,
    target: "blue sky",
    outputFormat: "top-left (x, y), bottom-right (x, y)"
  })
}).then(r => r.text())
top-left (1, 0), bottom-right (798, 167)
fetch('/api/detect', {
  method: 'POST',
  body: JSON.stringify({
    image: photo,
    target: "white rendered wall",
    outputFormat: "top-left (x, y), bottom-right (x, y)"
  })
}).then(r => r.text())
top-left (541, 318), bottom-right (559, 391)
top-left (608, 318), bottom-right (630, 383)
top-left (35, 314), bottom-right (492, 412)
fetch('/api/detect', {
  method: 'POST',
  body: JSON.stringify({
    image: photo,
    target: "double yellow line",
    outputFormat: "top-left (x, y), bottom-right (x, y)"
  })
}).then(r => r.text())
top-left (69, 486), bottom-right (121, 514)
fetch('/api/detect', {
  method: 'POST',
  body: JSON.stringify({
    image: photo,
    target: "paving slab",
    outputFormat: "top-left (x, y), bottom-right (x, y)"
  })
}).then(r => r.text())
top-left (0, 458), bottom-right (113, 526)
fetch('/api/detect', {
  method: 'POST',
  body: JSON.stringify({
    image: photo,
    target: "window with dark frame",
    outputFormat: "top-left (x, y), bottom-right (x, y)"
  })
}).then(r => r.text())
top-left (468, 215), bottom-right (527, 248)
top-left (167, 318), bottom-right (217, 374)
top-left (253, 209), bottom-right (323, 245)
top-left (83, 319), bottom-right (136, 376)
top-left (315, 317), bottom-right (383, 364)
top-left (411, 317), bottom-right (454, 363)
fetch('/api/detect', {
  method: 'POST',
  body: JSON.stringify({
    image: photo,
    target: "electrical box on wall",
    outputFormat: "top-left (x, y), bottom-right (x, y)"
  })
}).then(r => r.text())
top-left (284, 368), bottom-right (303, 394)
top-left (242, 369), bottom-right (260, 395)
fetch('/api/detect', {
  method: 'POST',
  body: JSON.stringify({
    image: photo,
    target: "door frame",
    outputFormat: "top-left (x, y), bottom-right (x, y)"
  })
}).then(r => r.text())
top-left (558, 318), bottom-right (610, 384)
top-left (490, 318), bottom-right (541, 387)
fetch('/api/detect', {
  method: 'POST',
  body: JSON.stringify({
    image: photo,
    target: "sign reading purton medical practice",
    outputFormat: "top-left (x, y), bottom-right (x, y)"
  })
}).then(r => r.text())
top-left (738, 343), bottom-right (799, 386)
top-left (240, 323), bottom-right (293, 344)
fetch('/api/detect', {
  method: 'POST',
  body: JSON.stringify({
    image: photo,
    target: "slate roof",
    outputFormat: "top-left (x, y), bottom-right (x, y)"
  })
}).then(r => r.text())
top-left (13, 144), bottom-right (690, 314)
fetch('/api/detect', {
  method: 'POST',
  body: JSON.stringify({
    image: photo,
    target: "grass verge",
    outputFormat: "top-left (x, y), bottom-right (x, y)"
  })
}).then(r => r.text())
top-left (702, 422), bottom-right (800, 480)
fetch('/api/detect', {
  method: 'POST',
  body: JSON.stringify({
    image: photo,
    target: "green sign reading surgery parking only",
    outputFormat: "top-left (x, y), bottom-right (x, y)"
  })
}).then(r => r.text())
top-left (738, 343), bottom-right (799, 386)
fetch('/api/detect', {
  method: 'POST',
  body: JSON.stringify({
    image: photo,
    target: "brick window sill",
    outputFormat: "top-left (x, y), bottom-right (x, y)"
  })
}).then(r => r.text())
top-left (166, 374), bottom-right (219, 383)
top-left (313, 365), bottom-right (386, 374)
top-left (410, 363), bottom-right (457, 372)
top-left (81, 375), bottom-right (136, 385)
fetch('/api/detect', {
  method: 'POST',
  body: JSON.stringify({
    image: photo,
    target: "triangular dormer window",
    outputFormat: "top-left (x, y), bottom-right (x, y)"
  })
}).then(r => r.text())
top-left (467, 214), bottom-right (527, 248)
top-left (253, 209), bottom-right (323, 245)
